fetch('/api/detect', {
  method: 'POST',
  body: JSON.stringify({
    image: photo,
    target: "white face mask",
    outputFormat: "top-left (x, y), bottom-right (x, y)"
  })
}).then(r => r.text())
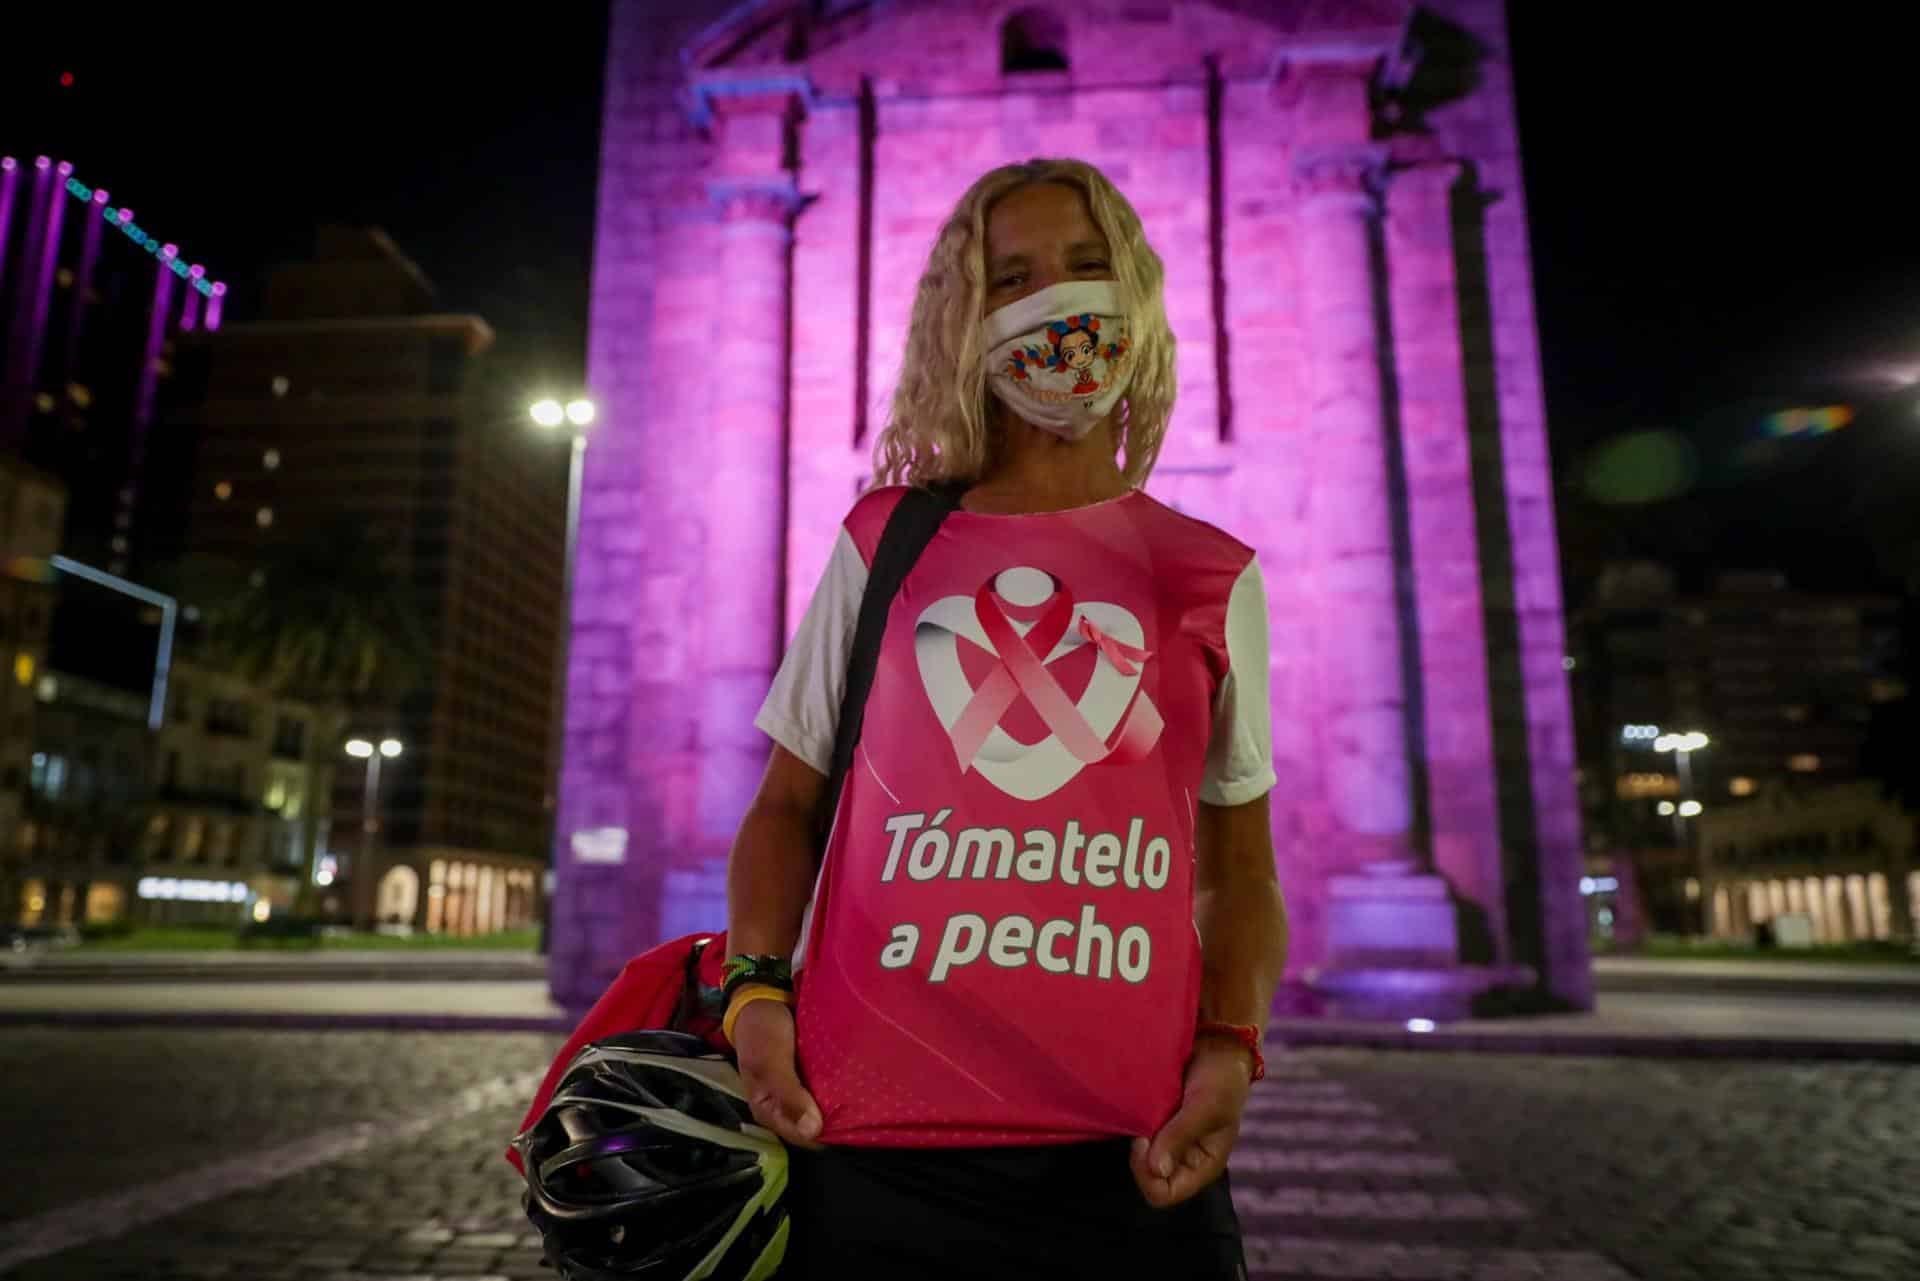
top-left (981, 280), bottom-right (1134, 440)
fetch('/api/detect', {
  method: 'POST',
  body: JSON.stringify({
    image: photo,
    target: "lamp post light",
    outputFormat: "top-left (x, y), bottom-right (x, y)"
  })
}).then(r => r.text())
top-left (530, 396), bottom-right (596, 955)
top-left (344, 737), bottom-right (403, 921)
top-left (1655, 730), bottom-right (1711, 932)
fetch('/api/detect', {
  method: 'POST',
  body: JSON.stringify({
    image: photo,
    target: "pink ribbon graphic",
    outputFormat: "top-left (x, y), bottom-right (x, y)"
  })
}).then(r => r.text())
top-left (947, 575), bottom-right (1164, 776)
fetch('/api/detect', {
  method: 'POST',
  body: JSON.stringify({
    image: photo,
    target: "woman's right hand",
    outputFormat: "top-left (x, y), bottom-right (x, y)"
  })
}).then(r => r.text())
top-left (732, 998), bottom-right (825, 1150)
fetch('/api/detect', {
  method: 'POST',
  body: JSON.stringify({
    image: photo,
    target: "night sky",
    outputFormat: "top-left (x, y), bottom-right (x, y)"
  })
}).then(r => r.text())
top-left (6, 4), bottom-right (1916, 602)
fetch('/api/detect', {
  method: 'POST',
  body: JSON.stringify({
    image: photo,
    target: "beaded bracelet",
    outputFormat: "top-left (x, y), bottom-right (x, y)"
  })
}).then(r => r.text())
top-left (1195, 1020), bottom-right (1267, 1082)
top-left (721, 954), bottom-right (794, 1004)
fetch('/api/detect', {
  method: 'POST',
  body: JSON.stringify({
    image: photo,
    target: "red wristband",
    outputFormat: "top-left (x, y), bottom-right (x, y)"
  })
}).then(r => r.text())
top-left (1195, 1021), bottom-right (1266, 1082)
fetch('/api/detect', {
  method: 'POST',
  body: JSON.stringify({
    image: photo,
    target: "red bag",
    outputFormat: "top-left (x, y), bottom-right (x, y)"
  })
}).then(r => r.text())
top-left (505, 930), bottom-right (733, 1174)
top-left (508, 488), bottom-right (963, 1174)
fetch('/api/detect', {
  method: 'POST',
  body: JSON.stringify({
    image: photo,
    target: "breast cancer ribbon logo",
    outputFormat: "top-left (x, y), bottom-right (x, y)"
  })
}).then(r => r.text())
top-left (914, 567), bottom-right (1164, 801)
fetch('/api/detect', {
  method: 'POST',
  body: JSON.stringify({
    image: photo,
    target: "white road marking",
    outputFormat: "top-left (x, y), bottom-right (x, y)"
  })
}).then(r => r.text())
top-left (1230, 1149), bottom-right (1459, 1177)
top-left (1243, 1235), bottom-right (1637, 1280)
top-left (0, 1069), bottom-right (543, 1272)
top-left (1232, 1187), bottom-right (1532, 1221)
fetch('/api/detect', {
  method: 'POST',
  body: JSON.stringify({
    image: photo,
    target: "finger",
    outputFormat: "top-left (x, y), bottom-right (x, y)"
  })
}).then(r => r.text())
top-left (746, 1075), bottom-right (825, 1150)
top-left (1146, 1104), bottom-right (1213, 1181)
top-left (1159, 1142), bottom-right (1228, 1208)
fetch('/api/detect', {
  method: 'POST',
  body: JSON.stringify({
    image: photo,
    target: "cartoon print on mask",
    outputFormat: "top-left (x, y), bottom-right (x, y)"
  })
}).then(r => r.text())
top-left (1005, 313), bottom-right (1130, 397)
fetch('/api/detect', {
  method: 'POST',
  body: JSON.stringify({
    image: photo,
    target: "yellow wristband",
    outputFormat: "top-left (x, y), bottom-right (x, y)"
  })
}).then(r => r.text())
top-left (722, 983), bottom-right (796, 1047)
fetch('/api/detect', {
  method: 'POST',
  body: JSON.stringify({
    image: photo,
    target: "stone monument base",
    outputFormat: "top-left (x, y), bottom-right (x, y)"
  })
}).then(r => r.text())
top-left (1302, 963), bottom-right (1536, 1022)
top-left (1305, 862), bottom-right (1533, 1021)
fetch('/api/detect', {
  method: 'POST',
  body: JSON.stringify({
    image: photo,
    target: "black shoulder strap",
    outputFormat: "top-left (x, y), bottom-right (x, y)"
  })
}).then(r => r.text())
top-left (819, 481), bottom-right (965, 853)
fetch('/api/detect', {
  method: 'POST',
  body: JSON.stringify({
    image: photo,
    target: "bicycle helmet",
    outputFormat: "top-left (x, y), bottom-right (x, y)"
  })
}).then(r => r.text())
top-left (511, 1030), bottom-right (789, 1281)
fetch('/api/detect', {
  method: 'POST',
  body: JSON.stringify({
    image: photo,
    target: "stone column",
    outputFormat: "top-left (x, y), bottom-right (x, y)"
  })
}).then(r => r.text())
top-left (1385, 160), bottom-right (1511, 964)
top-left (692, 92), bottom-right (804, 871)
top-left (1295, 142), bottom-right (1414, 862)
top-left (1295, 144), bottom-right (1465, 1016)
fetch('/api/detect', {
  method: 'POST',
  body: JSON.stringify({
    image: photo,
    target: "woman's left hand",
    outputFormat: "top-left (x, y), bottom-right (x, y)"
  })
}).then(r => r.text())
top-left (1129, 1039), bottom-right (1254, 1209)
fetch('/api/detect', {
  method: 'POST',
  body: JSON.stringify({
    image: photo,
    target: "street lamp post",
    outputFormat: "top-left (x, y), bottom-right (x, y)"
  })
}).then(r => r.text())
top-left (344, 737), bottom-right (403, 926)
top-left (1655, 731), bottom-right (1711, 933)
top-left (530, 397), bottom-right (596, 955)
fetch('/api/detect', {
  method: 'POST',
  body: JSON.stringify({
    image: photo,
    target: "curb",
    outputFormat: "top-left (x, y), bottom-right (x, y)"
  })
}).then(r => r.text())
top-left (1269, 1023), bottom-right (1920, 1063)
top-left (0, 967), bottom-right (549, 984)
top-left (0, 1009), bottom-right (572, 1034)
top-left (4, 1008), bottom-right (1916, 1062)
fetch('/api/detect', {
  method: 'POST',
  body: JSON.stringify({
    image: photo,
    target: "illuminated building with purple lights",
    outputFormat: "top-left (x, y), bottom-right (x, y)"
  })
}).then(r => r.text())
top-left (551, 0), bottom-right (1589, 1020)
top-left (0, 155), bottom-right (226, 576)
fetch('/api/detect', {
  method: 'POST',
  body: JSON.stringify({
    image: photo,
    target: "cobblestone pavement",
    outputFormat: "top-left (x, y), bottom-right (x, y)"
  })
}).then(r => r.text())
top-left (0, 1030), bottom-right (1914, 1279)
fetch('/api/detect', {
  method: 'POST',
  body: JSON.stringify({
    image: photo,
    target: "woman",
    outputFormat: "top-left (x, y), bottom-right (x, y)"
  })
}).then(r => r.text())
top-left (723, 157), bottom-right (1288, 1277)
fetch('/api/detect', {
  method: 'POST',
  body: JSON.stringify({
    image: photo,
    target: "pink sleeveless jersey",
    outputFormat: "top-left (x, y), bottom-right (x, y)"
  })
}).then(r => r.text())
top-left (794, 485), bottom-right (1255, 1147)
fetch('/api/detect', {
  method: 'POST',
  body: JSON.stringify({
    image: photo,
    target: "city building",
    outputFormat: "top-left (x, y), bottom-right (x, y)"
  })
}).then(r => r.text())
top-left (150, 227), bottom-right (561, 930)
top-left (0, 154), bottom-right (226, 575)
top-left (1569, 562), bottom-right (1906, 932)
top-left (0, 458), bottom-right (67, 923)
top-left (556, 0), bottom-right (1589, 1015)
top-left (14, 655), bottom-right (342, 929)
top-left (1697, 779), bottom-right (1916, 946)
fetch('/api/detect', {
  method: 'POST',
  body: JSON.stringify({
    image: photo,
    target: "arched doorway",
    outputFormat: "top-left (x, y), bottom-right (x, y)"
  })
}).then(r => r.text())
top-left (376, 865), bottom-right (420, 927)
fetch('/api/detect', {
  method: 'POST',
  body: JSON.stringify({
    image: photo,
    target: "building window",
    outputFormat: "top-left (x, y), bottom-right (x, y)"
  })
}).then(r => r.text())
top-left (1787, 753), bottom-right (1820, 773)
top-left (30, 752), bottom-right (64, 800)
top-left (179, 817), bottom-right (206, 862)
top-left (1728, 777), bottom-right (1756, 797)
top-left (207, 699), bottom-right (252, 737)
top-left (1001, 9), bottom-right (1068, 72)
top-left (427, 337), bottom-right (465, 395)
top-left (273, 716), bottom-right (308, 760)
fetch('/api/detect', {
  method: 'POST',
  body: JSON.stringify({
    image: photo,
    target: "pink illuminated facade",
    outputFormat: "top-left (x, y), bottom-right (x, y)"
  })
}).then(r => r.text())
top-left (555, 0), bottom-right (1590, 1017)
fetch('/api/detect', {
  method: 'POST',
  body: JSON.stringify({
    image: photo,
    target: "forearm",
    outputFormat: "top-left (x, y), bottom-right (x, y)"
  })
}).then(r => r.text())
top-left (1194, 879), bottom-right (1289, 1031)
top-left (725, 801), bottom-right (821, 958)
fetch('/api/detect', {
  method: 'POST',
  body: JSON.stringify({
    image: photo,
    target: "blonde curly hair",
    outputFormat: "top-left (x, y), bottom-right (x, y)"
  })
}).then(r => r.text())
top-left (871, 158), bottom-right (1177, 489)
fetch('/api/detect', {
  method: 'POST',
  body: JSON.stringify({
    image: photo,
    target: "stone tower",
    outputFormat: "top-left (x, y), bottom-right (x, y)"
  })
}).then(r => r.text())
top-left (552, 0), bottom-right (1590, 1019)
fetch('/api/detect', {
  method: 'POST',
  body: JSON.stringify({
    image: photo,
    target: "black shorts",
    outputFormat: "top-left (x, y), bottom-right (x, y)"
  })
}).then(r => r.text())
top-left (782, 1139), bottom-right (1246, 1279)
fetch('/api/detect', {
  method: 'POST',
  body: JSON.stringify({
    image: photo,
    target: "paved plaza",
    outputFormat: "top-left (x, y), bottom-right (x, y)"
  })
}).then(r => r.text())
top-left (0, 1028), bottom-right (1913, 1280)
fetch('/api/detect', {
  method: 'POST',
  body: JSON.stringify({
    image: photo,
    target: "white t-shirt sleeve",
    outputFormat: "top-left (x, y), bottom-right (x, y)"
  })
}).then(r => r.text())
top-left (1198, 555), bottom-right (1277, 807)
top-left (753, 527), bottom-right (868, 776)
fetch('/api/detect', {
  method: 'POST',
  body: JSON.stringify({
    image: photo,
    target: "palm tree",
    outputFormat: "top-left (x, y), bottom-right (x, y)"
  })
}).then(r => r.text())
top-left (201, 519), bottom-right (433, 705)
top-left (187, 519), bottom-right (437, 914)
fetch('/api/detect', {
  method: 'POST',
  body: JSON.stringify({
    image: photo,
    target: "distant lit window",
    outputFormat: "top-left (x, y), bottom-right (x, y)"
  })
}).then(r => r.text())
top-left (1788, 754), bottom-right (1820, 773)
top-left (256, 507), bottom-right (273, 528)
top-left (1784, 705), bottom-right (1809, 723)
top-left (1616, 772), bottom-right (1678, 799)
top-left (263, 449), bottom-right (281, 470)
top-left (214, 481), bottom-right (233, 501)
top-left (13, 653), bottom-right (33, 686)
top-left (35, 675), bottom-right (56, 702)
top-left (56, 268), bottom-right (75, 288)
top-left (271, 376), bottom-right (290, 398)
top-left (67, 383), bottom-right (92, 409)
top-left (1729, 777), bottom-right (1756, 797)
top-left (110, 536), bottom-right (128, 554)
top-left (32, 392), bottom-right (54, 414)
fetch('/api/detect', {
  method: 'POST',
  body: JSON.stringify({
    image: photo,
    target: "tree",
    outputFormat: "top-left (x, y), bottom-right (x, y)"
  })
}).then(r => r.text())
top-left (190, 519), bottom-right (437, 914)
top-left (200, 519), bottom-right (433, 706)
